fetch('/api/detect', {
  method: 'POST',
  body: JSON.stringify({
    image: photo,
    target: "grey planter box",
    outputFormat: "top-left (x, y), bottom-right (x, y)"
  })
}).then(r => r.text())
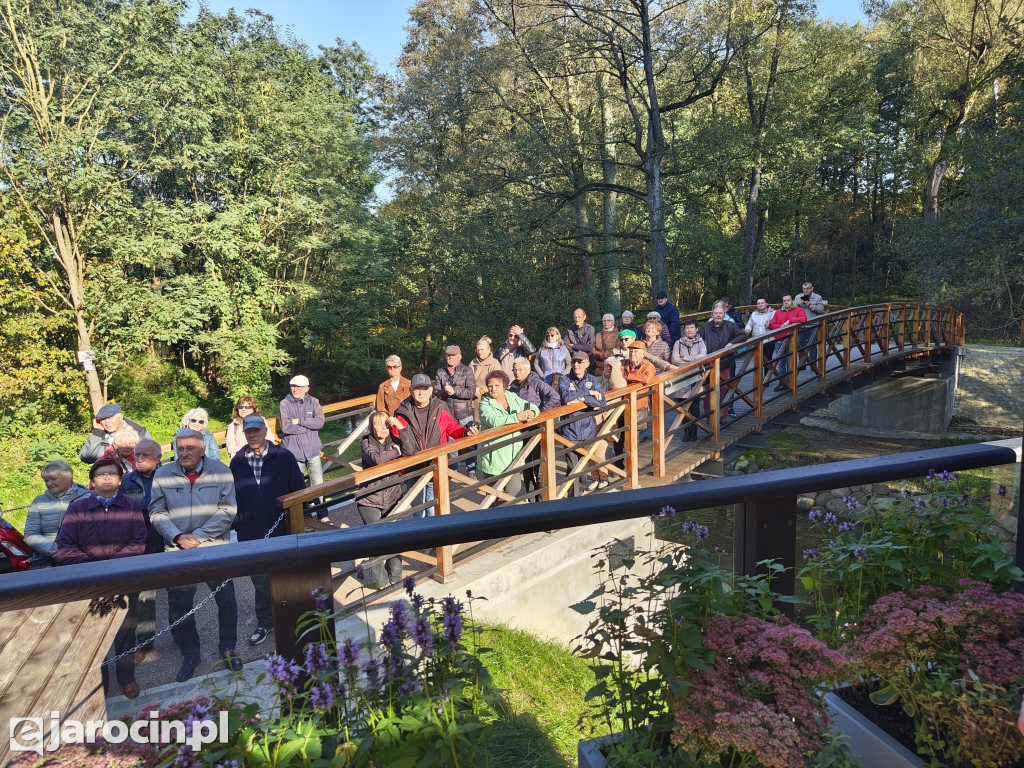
top-left (825, 691), bottom-right (924, 768)
top-left (581, 695), bottom-right (926, 768)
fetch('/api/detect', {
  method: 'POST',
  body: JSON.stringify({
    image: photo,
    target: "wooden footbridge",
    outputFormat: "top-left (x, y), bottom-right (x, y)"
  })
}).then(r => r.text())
top-left (0, 300), bottom-right (968, 763)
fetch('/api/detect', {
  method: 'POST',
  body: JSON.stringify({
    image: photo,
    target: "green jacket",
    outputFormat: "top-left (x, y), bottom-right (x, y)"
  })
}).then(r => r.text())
top-left (478, 391), bottom-right (539, 476)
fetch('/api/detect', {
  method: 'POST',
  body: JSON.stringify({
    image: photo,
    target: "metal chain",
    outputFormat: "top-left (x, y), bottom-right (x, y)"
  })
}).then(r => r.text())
top-left (96, 508), bottom-right (290, 670)
top-left (963, 318), bottom-right (1019, 331)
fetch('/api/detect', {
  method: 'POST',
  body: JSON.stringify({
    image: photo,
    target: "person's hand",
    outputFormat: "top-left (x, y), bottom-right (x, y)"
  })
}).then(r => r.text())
top-left (444, 383), bottom-right (455, 396)
top-left (466, 425), bottom-right (480, 436)
top-left (93, 418), bottom-right (105, 430)
top-left (510, 324), bottom-right (524, 336)
top-left (386, 417), bottom-right (403, 430)
top-left (176, 534), bottom-right (201, 550)
top-left (517, 410), bottom-right (535, 423)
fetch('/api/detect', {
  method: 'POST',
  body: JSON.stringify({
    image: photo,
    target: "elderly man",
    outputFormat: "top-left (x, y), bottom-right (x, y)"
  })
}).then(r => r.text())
top-left (700, 304), bottom-right (748, 422)
top-left (23, 460), bottom-right (90, 569)
top-left (230, 414), bottom-right (306, 646)
top-left (509, 357), bottom-right (561, 501)
top-left (150, 429), bottom-right (239, 681)
top-left (557, 352), bottom-right (607, 496)
top-left (280, 375), bottom-right (326, 517)
top-left (795, 281), bottom-right (826, 371)
top-left (495, 324), bottom-right (536, 378)
top-left (434, 345), bottom-right (476, 425)
top-left (654, 291), bottom-right (681, 344)
top-left (388, 374), bottom-right (480, 516)
top-left (744, 297), bottom-right (777, 378)
top-left (565, 308), bottom-right (595, 360)
top-left (624, 341), bottom-right (657, 386)
top-left (100, 427), bottom-right (140, 473)
top-left (121, 438), bottom-right (165, 661)
top-left (768, 294), bottom-right (807, 391)
top-left (375, 355), bottom-right (411, 417)
top-left (80, 403), bottom-right (152, 464)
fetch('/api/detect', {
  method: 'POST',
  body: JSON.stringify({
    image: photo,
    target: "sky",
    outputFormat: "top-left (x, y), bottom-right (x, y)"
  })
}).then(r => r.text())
top-left (192, 0), bottom-right (869, 73)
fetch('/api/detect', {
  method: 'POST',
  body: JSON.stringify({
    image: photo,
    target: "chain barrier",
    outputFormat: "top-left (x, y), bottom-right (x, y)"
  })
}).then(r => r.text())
top-left (93, 507), bottom-right (291, 671)
top-left (963, 318), bottom-right (1019, 332)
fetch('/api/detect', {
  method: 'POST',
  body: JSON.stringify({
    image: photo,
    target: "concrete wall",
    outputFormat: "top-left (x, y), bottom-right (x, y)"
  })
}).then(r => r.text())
top-left (838, 374), bottom-right (956, 434)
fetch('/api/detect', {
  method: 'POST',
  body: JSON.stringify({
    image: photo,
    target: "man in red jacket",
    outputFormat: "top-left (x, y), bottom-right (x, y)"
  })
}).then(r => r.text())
top-left (386, 374), bottom-right (480, 517)
top-left (767, 294), bottom-right (807, 391)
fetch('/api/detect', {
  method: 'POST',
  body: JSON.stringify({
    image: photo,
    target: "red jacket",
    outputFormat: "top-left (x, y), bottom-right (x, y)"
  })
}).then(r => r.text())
top-left (768, 306), bottom-right (807, 341)
top-left (391, 398), bottom-right (467, 455)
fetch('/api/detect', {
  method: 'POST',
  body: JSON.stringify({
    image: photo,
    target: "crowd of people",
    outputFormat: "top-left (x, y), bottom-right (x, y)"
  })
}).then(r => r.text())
top-left (21, 284), bottom-right (827, 694)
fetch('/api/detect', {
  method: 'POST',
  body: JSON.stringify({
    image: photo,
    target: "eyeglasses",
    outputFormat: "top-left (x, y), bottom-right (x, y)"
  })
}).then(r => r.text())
top-left (237, 405), bottom-right (254, 411)
top-left (188, 418), bottom-right (207, 425)
top-left (386, 365), bottom-right (401, 369)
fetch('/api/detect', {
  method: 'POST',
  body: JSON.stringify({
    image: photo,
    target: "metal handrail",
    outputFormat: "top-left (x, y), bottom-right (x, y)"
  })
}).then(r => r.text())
top-left (0, 442), bottom-right (1015, 613)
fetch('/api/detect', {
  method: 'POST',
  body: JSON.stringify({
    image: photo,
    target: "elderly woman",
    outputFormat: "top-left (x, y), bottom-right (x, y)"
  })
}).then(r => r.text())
top-left (99, 427), bottom-right (140, 473)
top-left (478, 370), bottom-right (539, 502)
top-left (593, 313), bottom-right (620, 365)
top-left (175, 408), bottom-right (220, 461)
top-left (613, 329), bottom-right (637, 360)
top-left (671, 319), bottom-right (709, 441)
top-left (643, 320), bottom-right (674, 372)
top-left (56, 458), bottom-right (146, 699)
top-left (470, 336), bottom-right (502, 419)
top-left (225, 396), bottom-right (276, 458)
top-left (619, 310), bottom-right (642, 340)
top-left (646, 311), bottom-right (672, 345)
top-left (533, 326), bottom-right (570, 383)
top-left (357, 411), bottom-right (405, 588)
top-left (23, 460), bottom-right (90, 569)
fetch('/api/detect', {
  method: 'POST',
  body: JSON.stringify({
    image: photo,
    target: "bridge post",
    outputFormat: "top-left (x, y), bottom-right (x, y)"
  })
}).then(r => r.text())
top-left (286, 500), bottom-right (305, 536)
top-left (753, 341), bottom-right (764, 418)
top-left (883, 303), bottom-right (892, 354)
top-left (433, 454), bottom-right (454, 582)
top-left (787, 332), bottom-right (798, 396)
top-left (733, 495), bottom-right (797, 614)
top-left (817, 318), bottom-right (827, 381)
top-left (652, 380), bottom-right (666, 478)
top-left (270, 565), bottom-right (336, 666)
top-left (541, 419), bottom-right (557, 501)
top-left (842, 314), bottom-right (852, 370)
top-left (710, 360), bottom-right (721, 443)
top-left (911, 304), bottom-right (921, 348)
top-left (625, 390), bottom-right (639, 488)
top-left (864, 308), bottom-right (873, 363)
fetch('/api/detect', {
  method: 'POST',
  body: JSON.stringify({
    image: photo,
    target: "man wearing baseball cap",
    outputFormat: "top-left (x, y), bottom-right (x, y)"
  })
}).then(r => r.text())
top-left (279, 375), bottom-right (326, 515)
top-left (80, 402), bottom-right (153, 464)
top-left (230, 413), bottom-right (306, 646)
top-left (386, 374), bottom-right (480, 517)
top-left (654, 290), bottom-right (681, 344)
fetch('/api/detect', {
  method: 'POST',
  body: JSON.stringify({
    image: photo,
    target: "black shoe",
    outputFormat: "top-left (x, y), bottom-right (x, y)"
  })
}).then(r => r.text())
top-left (249, 626), bottom-right (273, 646)
top-left (176, 657), bottom-right (198, 682)
top-left (773, 383), bottom-right (788, 392)
top-left (222, 651), bottom-right (243, 672)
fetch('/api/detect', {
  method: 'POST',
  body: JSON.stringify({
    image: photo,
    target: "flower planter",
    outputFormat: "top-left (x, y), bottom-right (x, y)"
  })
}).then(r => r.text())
top-left (825, 690), bottom-right (924, 768)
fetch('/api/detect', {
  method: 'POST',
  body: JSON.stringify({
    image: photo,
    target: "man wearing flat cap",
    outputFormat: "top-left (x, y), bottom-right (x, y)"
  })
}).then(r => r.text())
top-left (279, 374), bottom-right (326, 498)
top-left (80, 403), bottom-right (152, 464)
top-left (230, 414), bottom-right (306, 647)
top-left (624, 340), bottom-right (657, 386)
top-left (434, 345), bottom-right (476, 426)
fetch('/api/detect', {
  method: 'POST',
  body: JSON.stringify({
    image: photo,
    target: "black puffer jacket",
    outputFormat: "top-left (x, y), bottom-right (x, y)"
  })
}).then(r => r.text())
top-left (359, 433), bottom-right (403, 511)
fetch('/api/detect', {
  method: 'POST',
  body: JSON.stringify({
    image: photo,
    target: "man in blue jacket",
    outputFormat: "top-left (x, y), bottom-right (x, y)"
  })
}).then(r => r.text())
top-left (230, 414), bottom-right (306, 646)
top-left (279, 374), bottom-right (326, 518)
top-left (557, 352), bottom-right (607, 497)
top-left (655, 291), bottom-right (681, 344)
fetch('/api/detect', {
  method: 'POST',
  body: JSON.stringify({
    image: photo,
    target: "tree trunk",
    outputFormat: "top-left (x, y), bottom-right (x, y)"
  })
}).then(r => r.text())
top-left (639, 0), bottom-right (668, 296)
top-left (742, 161), bottom-right (762, 306)
top-left (923, 159), bottom-right (948, 221)
top-left (572, 192), bottom-right (598, 318)
top-left (599, 73), bottom-right (621, 315)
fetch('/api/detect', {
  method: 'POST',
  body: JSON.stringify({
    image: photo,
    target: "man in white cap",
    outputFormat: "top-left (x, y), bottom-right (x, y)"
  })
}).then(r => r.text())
top-left (279, 375), bottom-right (326, 504)
top-left (80, 402), bottom-right (152, 464)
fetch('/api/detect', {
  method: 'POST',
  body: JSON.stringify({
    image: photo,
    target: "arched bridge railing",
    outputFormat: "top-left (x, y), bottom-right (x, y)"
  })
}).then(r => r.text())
top-left (276, 302), bottom-right (964, 584)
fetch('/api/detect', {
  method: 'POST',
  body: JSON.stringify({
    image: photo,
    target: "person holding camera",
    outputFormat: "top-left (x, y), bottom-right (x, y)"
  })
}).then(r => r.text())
top-left (795, 281), bottom-right (826, 372)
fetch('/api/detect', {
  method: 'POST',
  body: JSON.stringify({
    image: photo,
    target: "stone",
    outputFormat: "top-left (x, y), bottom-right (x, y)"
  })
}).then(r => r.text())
top-left (826, 498), bottom-right (847, 515)
top-left (814, 493), bottom-right (833, 508)
top-left (872, 483), bottom-right (891, 495)
top-left (831, 487), bottom-right (851, 498)
top-left (744, 462), bottom-right (760, 474)
top-left (995, 515), bottom-right (1018, 536)
top-left (734, 459), bottom-right (749, 471)
top-left (854, 493), bottom-right (868, 506)
top-left (796, 496), bottom-right (815, 512)
top-left (872, 497), bottom-right (898, 511)
top-left (724, 469), bottom-right (742, 477)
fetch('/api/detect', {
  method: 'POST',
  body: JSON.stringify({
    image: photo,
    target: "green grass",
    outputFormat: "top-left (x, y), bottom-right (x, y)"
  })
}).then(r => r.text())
top-left (737, 431), bottom-right (813, 470)
top-left (480, 624), bottom-right (597, 767)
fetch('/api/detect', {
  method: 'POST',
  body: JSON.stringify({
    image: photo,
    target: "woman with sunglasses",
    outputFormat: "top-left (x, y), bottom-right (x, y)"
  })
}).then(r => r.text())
top-left (175, 408), bottom-right (221, 461)
top-left (225, 397), bottom-right (277, 459)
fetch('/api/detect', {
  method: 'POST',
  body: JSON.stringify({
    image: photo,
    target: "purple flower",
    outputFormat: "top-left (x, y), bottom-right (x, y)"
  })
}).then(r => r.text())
top-left (379, 619), bottom-right (402, 652)
top-left (215, 761), bottom-right (240, 768)
top-left (363, 658), bottom-right (380, 686)
top-left (403, 575), bottom-right (416, 595)
top-left (441, 596), bottom-right (464, 617)
top-left (927, 468), bottom-right (937, 479)
top-left (311, 586), bottom-right (328, 613)
top-left (411, 593), bottom-right (425, 612)
top-left (305, 642), bottom-right (330, 673)
top-left (309, 682), bottom-right (334, 710)
top-left (339, 637), bottom-right (360, 668)
top-left (901, 488), bottom-right (911, 498)
top-left (442, 611), bottom-right (463, 643)
top-left (412, 614), bottom-right (434, 656)
top-left (802, 548), bottom-right (822, 561)
top-left (914, 497), bottom-right (927, 509)
top-left (354, 562), bottom-right (365, 580)
top-left (808, 509), bottom-right (823, 522)
top-left (823, 511), bottom-right (838, 525)
top-left (838, 521), bottom-right (855, 533)
top-left (997, 484), bottom-right (1008, 497)
top-left (174, 746), bottom-right (200, 768)
top-left (390, 601), bottom-right (410, 634)
top-left (852, 546), bottom-right (868, 561)
top-left (399, 678), bottom-right (419, 696)
top-left (265, 654), bottom-right (301, 688)
top-left (466, 589), bottom-right (472, 599)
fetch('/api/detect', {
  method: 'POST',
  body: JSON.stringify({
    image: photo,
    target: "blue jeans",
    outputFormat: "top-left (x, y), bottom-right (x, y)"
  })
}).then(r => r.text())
top-left (168, 579), bottom-right (237, 661)
top-left (413, 482), bottom-right (435, 518)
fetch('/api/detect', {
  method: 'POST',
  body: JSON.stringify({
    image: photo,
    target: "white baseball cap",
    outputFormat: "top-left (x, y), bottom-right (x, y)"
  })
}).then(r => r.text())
top-left (290, 375), bottom-right (310, 386)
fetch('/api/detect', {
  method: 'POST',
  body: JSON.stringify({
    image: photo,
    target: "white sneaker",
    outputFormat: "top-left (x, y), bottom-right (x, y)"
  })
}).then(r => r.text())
top-left (597, 480), bottom-right (609, 489)
top-left (586, 479), bottom-right (601, 491)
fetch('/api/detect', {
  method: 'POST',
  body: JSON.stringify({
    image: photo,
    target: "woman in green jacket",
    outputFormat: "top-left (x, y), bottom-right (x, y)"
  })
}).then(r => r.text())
top-left (477, 370), bottom-right (539, 504)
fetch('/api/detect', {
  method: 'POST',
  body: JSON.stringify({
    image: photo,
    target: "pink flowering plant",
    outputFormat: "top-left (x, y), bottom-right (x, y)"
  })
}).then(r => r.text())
top-left (163, 580), bottom-right (494, 767)
top-left (849, 581), bottom-right (1024, 767)
top-left (573, 510), bottom-right (853, 768)
top-left (799, 471), bottom-right (1020, 647)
